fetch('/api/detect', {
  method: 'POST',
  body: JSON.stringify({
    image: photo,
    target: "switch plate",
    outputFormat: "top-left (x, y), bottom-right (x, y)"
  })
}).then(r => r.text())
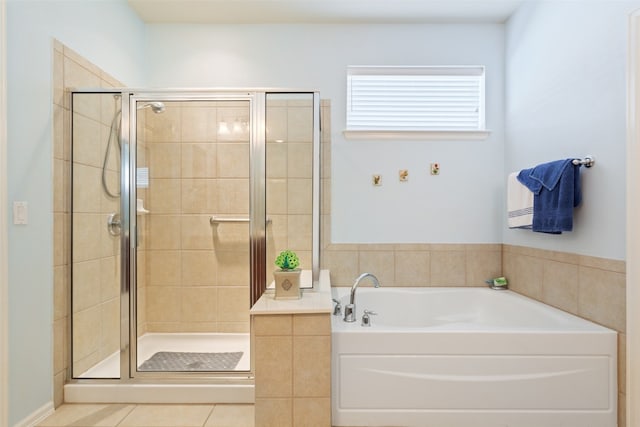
top-left (13, 201), bottom-right (28, 225)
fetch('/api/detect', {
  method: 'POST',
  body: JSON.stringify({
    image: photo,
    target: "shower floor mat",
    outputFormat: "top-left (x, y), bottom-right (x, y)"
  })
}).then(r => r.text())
top-left (138, 351), bottom-right (243, 372)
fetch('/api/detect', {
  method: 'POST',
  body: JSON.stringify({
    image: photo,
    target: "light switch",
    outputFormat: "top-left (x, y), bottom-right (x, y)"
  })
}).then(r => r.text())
top-left (13, 201), bottom-right (28, 225)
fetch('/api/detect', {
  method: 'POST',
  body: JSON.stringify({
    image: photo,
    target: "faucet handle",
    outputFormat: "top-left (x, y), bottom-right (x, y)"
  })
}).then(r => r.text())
top-left (332, 298), bottom-right (342, 316)
top-left (361, 309), bottom-right (377, 327)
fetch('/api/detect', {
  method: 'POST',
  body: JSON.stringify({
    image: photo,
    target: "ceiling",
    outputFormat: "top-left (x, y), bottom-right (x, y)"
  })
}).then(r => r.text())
top-left (126, 0), bottom-right (526, 24)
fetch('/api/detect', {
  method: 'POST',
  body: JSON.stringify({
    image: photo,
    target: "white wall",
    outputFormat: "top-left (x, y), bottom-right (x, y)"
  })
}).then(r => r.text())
top-left (6, 0), bottom-right (145, 424)
top-left (504, 1), bottom-right (640, 260)
top-left (146, 23), bottom-right (505, 244)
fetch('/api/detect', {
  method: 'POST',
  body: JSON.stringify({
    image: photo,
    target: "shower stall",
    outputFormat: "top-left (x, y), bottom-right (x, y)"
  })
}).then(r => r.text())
top-left (67, 90), bottom-right (320, 398)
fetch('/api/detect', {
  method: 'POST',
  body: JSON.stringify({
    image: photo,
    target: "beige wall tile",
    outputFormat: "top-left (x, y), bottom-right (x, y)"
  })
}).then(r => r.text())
top-left (287, 179), bottom-right (312, 215)
top-left (253, 315), bottom-right (292, 336)
top-left (181, 251), bottom-right (217, 286)
top-left (266, 178), bottom-right (288, 215)
top-left (181, 287), bottom-right (218, 322)
top-left (395, 250), bottom-right (430, 286)
top-left (148, 215), bottom-right (181, 250)
top-left (287, 106), bottom-right (313, 142)
top-left (218, 143), bottom-right (250, 178)
top-left (145, 105), bottom-right (182, 143)
top-left (293, 314), bottom-right (330, 336)
top-left (287, 215), bottom-right (312, 252)
top-left (466, 249), bottom-right (501, 286)
top-left (216, 250), bottom-right (250, 286)
top-left (266, 142), bottom-right (287, 178)
top-left (73, 305), bottom-right (101, 362)
top-left (181, 107), bottom-right (212, 142)
top-left (266, 107), bottom-right (287, 143)
top-left (358, 251), bottom-right (395, 287)
top-left (146, 287), bottom-right (182, 323)
top-left (503, 252), bottom-right (544, 300)
top-left (218, 287), bottom-right (250, 322)
top-left (542, 260), bottom-right (579, 313)
top-left (578, 266), bottom-right (626, 332)
top-left (431, 250), bottom-right (466, 286)
top-left (287, 143), bottom-right (313, 178)
top-left (53, 265), bottom-right (69, 321)
top-left (323, 250), bottom-right (359, 286)
top-left (293, 398), bottom-right (331, 427)
top-left (255, 336), bottom-right (292, 398)
top-left (72, 260), bottom-right (101, 312)
top-left (255, 398), bottom-right (292, 427)
top-left (293, 336), bottom-right (331, 397)
top-left (147, 250), bottom-right (182, 286)
top-left (149, 143), bottom-right (181, 178)
top-left (181, 215), bottom-right (215, 250)
top-left (99, 298), bottom-right (120, 358)
top-left (182, 143), bottom-right (217, 178)
top-left (72, 113), bottom-right (103, 167)
top-left (182, 179), bottom-right (218, 214)
top-left (217, 179), bottom-right (249, 215)
top-left (149, 179), bottom-right (181, 214)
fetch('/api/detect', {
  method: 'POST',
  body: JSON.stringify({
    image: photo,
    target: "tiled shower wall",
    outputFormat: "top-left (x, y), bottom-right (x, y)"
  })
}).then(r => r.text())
top-left (52, 40), bottom-right (124, 405)
top-left (141, 100), bottom-right (251, 333)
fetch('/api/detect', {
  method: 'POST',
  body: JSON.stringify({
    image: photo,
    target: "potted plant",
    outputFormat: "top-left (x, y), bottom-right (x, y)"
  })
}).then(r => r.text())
top-left (273, 249), bottom-right (301, 300)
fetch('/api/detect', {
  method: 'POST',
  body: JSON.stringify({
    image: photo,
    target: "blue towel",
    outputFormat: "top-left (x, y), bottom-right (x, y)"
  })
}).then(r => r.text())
top-left (517, 159), bottom-right (581, 234)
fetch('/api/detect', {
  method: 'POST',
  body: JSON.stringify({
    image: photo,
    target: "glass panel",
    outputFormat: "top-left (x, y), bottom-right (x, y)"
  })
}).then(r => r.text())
top-left (265, 93), bottom-right (315, 288)
top-left (71, 92), bottom-right (121, 378)
top-left (135, 99), bottom-right (251, 373)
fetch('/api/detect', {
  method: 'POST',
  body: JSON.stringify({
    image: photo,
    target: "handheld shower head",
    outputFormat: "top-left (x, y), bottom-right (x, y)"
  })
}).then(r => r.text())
top-left (137, 101), bottom-right (165, 114)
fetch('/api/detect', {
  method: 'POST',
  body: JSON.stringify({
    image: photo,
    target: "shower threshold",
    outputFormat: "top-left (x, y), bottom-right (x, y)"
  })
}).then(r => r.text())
top-left (65, 332), bottom-right (254, 404)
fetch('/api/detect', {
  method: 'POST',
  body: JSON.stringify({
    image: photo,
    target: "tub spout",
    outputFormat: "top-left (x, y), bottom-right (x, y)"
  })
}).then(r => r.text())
top-left (344, 273), bottom-right (380, 322)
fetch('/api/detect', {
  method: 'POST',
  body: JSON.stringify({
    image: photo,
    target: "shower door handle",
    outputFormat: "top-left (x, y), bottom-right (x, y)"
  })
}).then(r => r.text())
top-left (107, 212), bottom-right (121, 236)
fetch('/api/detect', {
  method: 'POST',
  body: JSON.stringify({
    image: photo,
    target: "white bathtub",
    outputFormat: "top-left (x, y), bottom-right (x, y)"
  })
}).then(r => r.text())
top-left (331, 287), bottom-right (617, 427)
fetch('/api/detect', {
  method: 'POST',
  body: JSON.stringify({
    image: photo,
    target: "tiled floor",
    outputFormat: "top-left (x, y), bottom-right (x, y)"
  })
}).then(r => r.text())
top-left (37, 403), bottom-right (254, 427)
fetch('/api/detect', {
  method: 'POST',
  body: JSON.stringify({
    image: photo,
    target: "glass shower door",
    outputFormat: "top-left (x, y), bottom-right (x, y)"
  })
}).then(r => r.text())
top-left (133, 98), bottom-right (252, 374)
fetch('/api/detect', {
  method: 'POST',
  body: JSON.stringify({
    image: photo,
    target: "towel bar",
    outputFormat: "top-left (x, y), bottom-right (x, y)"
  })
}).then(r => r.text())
top-left (209, 215), bottom-right (272, 225)
top-left (572, 156), bottom-right (595, 168)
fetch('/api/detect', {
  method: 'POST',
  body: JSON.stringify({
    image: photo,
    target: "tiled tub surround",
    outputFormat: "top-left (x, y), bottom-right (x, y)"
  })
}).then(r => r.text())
top-left (503, 244), bottom-right (627, 427)
top-left (251, 270), bottom-right (333, 427)
top-left (318, 102), bottom-right (627, 426)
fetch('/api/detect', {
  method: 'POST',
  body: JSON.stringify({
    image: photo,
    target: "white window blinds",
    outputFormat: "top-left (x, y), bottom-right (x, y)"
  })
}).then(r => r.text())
top-left (346, 66), bottom-right (485, 132)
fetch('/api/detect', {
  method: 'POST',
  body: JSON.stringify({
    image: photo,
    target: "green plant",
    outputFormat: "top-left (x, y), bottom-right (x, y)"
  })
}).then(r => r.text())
top-left (275, 249), bottom-right (300, 270)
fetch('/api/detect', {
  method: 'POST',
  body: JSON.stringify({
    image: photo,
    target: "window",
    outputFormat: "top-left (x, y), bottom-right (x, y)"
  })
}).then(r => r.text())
top-left (345, 66), bottom-right (488, 139)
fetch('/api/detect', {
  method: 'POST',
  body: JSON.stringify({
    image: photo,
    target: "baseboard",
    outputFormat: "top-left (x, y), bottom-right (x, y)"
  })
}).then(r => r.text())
top-left (13, 402), bottom-right (54, 427)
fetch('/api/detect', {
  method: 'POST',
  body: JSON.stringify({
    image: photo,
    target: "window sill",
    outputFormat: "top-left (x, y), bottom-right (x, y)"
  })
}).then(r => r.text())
top-left (343, 130), bottom-right (492, 141)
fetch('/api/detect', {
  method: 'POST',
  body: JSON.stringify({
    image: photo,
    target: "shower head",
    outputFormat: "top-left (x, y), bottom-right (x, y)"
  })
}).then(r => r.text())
top-left (137, 101), bottom-right (166, 114)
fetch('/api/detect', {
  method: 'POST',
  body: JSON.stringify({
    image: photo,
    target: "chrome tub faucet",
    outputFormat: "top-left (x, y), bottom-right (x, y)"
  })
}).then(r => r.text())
top-left (344, 273), bottom-right (380, 322)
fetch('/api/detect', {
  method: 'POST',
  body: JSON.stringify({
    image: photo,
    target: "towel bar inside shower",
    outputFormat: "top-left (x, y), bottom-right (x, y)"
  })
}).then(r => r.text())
top-left (209, 215), bottom-right (272, 225)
